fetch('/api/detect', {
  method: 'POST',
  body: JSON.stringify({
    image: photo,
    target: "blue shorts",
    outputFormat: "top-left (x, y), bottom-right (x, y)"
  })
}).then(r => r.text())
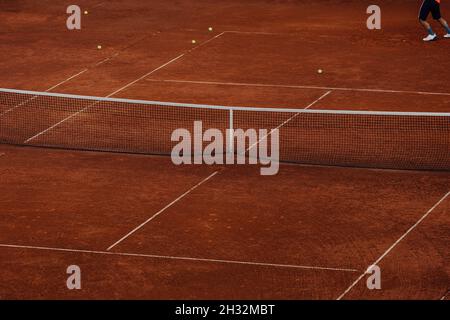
top-left (419, 0), bottom-right (442, 20)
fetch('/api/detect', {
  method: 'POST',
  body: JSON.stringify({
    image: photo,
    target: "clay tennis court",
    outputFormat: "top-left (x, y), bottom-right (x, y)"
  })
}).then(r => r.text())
top-left (0, 0), bottom-right (449, 300)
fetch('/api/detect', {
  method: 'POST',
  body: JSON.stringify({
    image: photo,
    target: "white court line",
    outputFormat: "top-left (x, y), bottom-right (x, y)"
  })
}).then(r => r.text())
top-left (23, 102), bottom-right (100, 143)
top-left (337, 190), bottom-right (450, 300)
top-left (24, 54), bottom-right (186, 143)
top-left (95, 56), bottom-right (114, 66)
top-left (303, 91), bottom-right (333, 109)
top-left (1, 33), bottom-right (158, 118)
top-left (0, 243), bottom-right (359, 272)
top-left (46, 69), bottom-right (89, 92)
top-left (246, 90), bottom-right (332, 153)
top-left (0, 95), bottom-right (38, 117)
top-left (0, 68), bottom-right (90, 116)
top-left (222, 30), bottom-right (381, 39)
top-left (224, 30), bottom-right (286, 36)
top-left (107, 32), bottom-right (226, 97)
top-left (106, 54), bottom-right (186, 97)
top-left (147, 79), bottom-right (450, 97)
top-left (92, 2), bottom-right (106, 8)
top-left (189, 31), bottom-right (226, 52)
top-left (441, 290), bottom-right (449, 300)
top-left (24, 32), bottom-right (227, 143)
top-left (107, 171), bottom-right (220, 251)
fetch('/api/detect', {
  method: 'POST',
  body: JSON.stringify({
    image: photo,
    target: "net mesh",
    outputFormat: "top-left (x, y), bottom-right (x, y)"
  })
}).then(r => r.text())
top-left (1, 88), bottom-right (449, 171)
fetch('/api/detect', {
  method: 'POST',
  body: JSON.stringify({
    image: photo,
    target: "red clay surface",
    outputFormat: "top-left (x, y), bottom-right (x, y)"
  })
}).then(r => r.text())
top-left (0, 0), bottom-right (449, 299)
top-left (0, 145), bottom-right (448, 299)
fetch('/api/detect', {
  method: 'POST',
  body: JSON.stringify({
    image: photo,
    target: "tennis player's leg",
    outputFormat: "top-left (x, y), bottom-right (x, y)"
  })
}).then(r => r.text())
top-left (438, 18), bottom-right (450, 37)
top-left (430, 1), bottom-right (450, 38)
top-left (419, 0), bottom-right (437, 41)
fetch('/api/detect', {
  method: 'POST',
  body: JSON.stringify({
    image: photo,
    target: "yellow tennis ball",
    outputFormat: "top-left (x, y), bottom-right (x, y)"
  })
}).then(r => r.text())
top-left (317, 69), bottom-right (323, 74)
top-left (192, 40), bottom-right (196, 44)
top-left (208, 27), bottom-right (213, 32)
top-left (97, 45), bottom-right (102, 50)
top-left (84, 10), bottom-right (88, 15)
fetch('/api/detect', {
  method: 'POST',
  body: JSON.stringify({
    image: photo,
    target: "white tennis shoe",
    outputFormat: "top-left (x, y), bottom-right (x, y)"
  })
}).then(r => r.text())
top-left (444, 33), bottom-right (450, 38)
top-left (423, 34), bottom-right (437, 42)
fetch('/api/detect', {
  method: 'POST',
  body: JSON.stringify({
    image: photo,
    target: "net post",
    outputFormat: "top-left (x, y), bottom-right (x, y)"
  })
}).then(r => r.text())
top-left (228, 109), bottom-right (234, 154)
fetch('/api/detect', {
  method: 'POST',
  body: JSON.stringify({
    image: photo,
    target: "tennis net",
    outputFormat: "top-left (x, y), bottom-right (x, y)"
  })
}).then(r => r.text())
top-left (0, 88), bottom-right (449, 171)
